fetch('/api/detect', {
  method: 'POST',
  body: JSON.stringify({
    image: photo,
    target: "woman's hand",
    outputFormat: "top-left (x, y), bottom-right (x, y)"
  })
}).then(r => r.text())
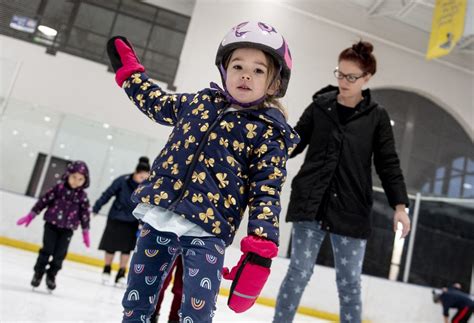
top-left (393, 204), bottom-right (410, 238)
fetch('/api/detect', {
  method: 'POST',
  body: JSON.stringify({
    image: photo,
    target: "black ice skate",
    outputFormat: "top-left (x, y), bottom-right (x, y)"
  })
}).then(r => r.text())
top-left (102, 265), bottom-right (112, 285)
top-left (115, 268), bottom-right (126, 287)
top-left (45, 274), bottom-right (56, 292)
top-left (31, 272), bottom-right (43, 289)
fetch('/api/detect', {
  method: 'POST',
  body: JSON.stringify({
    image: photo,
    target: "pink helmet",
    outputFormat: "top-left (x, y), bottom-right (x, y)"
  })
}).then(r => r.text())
top-left (215, 21), bottom-right (292, 98)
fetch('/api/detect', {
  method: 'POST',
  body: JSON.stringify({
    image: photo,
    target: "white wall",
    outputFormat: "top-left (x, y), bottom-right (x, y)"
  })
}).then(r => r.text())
top-left (0, 190), bottom-right (442, 322)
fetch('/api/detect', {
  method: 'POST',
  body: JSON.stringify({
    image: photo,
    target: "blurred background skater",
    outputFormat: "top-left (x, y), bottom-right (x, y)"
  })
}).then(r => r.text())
top-left (93, 156), bottom-right (150, 286)
top-left (432, 287), bottom-right (473, 323)
top-left (16, 161), bottom-right (91, 292)
top-left (150, 255), bottom-right (183, 323)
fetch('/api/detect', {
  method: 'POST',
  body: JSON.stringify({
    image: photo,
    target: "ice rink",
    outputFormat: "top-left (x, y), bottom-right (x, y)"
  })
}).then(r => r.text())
top-left (0, 245), bottom-right (326, 322)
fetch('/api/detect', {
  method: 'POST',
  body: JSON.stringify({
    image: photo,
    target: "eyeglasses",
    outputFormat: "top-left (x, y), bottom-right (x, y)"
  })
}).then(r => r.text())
top-left (333, 67), bottom-right (366, 83)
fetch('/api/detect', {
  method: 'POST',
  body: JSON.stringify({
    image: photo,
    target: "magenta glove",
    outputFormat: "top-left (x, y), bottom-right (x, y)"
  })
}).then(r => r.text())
top-left (106, 36), bottom-right (145, 87)
top-left (16, 212), bottom-right (36, 227)
top-left (82, 230), bottom-right (90, 248)
top-left (223, 235), bottom-right (278, 313)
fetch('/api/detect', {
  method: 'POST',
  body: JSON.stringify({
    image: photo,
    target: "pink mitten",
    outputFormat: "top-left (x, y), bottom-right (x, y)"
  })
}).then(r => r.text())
top-left (223, 235), bottom-right (278, 313)
top-left (106, 36), bottom-right (145, 87)
top-left (82, 230), bottom-right (90, 248)
top-left (16, 212), bottom-right (36, 227)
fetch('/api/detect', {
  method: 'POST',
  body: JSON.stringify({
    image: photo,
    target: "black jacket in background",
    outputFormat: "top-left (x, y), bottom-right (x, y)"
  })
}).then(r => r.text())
top-left (286, 85), bottom-right (409, 239)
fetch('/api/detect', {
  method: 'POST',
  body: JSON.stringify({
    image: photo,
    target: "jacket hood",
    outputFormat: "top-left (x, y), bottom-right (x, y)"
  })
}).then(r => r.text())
top-left (245, 107), bottom-right (300, 152)
top-left (312, 84), bottom-right (377, 112)
top-left (62, 160), bottom-right (90, 189)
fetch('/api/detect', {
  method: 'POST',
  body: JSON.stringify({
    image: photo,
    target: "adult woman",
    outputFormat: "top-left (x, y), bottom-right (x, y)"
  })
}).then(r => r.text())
top-left (273, 41), bottom-right (411, 323)
top-left (93, 157), bottom-right (150, 285)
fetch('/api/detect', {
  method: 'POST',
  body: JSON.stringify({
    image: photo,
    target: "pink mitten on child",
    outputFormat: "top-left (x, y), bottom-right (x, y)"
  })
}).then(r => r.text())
top-left (16, 212), bottom-right (36, 227)
top-left (82, 230), bottom-right (90, 248)
top-left (106, 36), bottom-right (145, 87)
top-left (222, 235), bottom-right (278, 313)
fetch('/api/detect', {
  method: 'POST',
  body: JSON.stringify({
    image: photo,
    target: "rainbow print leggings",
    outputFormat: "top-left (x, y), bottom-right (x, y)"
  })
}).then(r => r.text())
top-left (122, 223), bottom-right (226, 323)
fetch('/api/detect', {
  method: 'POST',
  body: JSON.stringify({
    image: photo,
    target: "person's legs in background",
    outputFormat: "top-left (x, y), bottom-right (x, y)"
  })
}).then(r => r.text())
top-left (102, 251), bottom-right (114, 284)
top-left (115, 252), bottom-right (131, 286)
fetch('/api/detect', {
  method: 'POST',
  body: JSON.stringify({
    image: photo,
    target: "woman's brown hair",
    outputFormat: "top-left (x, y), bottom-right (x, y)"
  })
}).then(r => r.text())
top-left (339, 40), bottom-right (377, 75)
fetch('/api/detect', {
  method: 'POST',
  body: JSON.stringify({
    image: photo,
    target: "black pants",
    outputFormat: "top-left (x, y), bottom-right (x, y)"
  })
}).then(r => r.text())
top-left (34, 222), bottom-right (73, 276)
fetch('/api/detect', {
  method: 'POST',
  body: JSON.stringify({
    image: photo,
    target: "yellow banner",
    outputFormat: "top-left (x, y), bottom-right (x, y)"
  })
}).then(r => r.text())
top-left (426, 0), bottom-right (467, 59)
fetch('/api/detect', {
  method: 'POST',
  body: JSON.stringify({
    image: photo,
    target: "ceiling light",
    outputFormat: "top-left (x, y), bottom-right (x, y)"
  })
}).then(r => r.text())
top-left (390, 120), bottom-right (395, 126)
top-left (38, 25), bottom-right (57, 37)
top-left (44, 116), bottom-right (51, 122)
top-left (107, 134), bottom-right (113, 140)
top-left (464, 183), bottom-right (473, 189)
top-left (59, 143), bottom-right (65, 149)
top-left (22, 142), bottom-right (28, 148)
top-left (103, 123), bottom-right (110, 129)
top-left (12, 130), bottom-right (19, 135)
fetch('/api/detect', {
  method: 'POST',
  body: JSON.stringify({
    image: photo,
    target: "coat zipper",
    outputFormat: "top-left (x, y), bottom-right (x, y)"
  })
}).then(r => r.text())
top-left (168, 108), bottom-right (227, 211)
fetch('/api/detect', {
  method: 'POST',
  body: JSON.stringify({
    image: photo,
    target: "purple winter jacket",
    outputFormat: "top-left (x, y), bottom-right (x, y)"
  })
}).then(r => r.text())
top-left (31, 161), bottom-right (91, 231)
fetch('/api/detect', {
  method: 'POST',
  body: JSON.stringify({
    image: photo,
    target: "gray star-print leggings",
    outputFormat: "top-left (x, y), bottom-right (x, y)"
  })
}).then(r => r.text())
top-left (273, 221), bottom-right (366, 323)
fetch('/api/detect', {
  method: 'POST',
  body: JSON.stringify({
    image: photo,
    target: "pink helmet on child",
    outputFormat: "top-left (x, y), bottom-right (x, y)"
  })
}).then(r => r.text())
top-left (215, 21), bottom-right (292, 98)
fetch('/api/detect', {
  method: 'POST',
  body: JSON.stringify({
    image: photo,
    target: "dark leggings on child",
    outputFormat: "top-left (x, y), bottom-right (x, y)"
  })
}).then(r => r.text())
top-left (34, 222), bottom-right (73, 277)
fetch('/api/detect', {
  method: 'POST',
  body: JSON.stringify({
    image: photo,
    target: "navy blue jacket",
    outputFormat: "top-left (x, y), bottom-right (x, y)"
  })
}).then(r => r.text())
top-left (440, 289), bottom-right (474, 316)
top-left (93, 174), bottom-right (139, 223)
top-left (122, 72), bottom-right (299, 246)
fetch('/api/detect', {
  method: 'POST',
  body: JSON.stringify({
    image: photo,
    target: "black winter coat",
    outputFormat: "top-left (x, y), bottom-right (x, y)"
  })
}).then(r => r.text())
top-left (93, 174), bottom-right (139, 223)
top-left (286, 85), bottom-right (409, 239)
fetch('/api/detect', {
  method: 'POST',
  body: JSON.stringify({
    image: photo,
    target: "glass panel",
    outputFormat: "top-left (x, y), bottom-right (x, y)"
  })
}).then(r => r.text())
top-left (144, 51), bottom-right (178, 83)
top-left (433, 179), bottom-right (443, 195)
top-left (111, 14), bottom-right (151, 48)
top-left (0, 57), bottom-right (20, 107)
top-left (148, 25), bottom-right (186, 57)
top-left (447, 176), bottom-right (462, 197)
top-left (452, 157), bottom-right (465, 171)
top-left (435, 166), bottom-right (445, 179)
top-left (83, 0), bottom-right (120, 10)
top-left (0, 99), bottom-right (60, 194)
top-left (404, 199), bottom-right (474, 289)
top-left (119, 0), bottom-right (156, 21)
top-left (74, 3), bottom-right (115, 35)
top-left (156, 10), bottom-right (189, 32)
top-left (466, 158), bottom-right (474, 173)
top-left (41, 0), bottom-right (74, 29)
top-left (462, 175), bottom-right (474, 198)
top-left (66, 27), bottom-right (108, 58)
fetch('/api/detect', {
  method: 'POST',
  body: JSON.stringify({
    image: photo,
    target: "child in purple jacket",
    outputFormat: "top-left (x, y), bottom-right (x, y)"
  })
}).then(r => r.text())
top-left (16, 160), bottom-right (91, 291)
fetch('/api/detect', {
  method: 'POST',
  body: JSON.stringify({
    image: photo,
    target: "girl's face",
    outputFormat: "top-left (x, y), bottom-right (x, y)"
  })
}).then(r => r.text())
top-left (133, 171), bottom-right (149, 184)
top-left (68, 172), bottom-right (86, 189)
top-left (225, 48), bottom-right (278, 104)
top-left (336, 59), bottom-right (371, 98)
